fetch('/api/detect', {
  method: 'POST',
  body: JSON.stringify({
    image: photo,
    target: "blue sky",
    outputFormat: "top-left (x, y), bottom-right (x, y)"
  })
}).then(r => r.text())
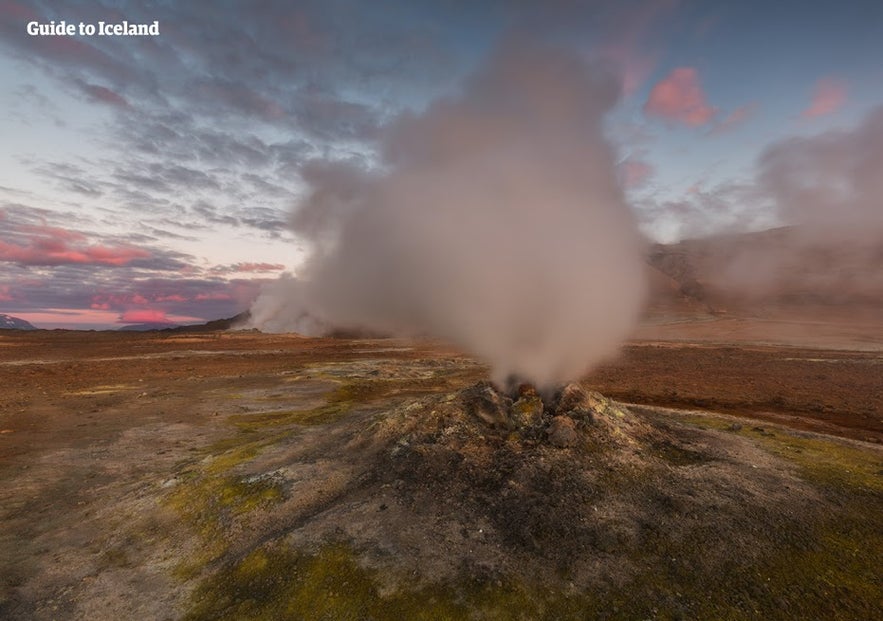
top-left (1, 0), bottom-right (881, 328)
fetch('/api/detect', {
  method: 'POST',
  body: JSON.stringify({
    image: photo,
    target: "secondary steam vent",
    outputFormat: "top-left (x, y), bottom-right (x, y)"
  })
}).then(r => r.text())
top-left (250, 40), bottom-right (647, 390)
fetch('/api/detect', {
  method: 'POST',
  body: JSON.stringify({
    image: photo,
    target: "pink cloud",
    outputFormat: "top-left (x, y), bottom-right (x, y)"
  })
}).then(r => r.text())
top-left (156, 294), bottom-right (187, 302)
top-left (119, 309), bottom-right (169, 324)
top-left (15, 308), bottom-right (121, 329)
top-left (620, 159), bottom-right (655, 189)
top-left (709, 102), bottom-right (758, 135)
top-left (801, 77), bottom-right (847, 118)
top-left (644, 67), bottom-right (717, 127)
top-left (0, 285), bottom-right (12, 301)
top-left (0, 226), bottom-right (150, 266)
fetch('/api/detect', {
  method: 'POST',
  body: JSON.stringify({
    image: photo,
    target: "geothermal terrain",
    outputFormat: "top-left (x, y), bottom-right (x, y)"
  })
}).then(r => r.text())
top-left (1, 240), bottom-right (881, 620)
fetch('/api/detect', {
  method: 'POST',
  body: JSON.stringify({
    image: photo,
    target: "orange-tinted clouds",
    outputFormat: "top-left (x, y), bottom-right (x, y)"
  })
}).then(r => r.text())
top-left (119, 309), bottom-right (169, 323)
top-left (0, 239), bottom-right (150, 266)
top-left (644, 67), bottom-right (717, 127)
top-left (801, 77), bottom-right (847, 118)
top-left (0, 227), bottom-right (151, 266)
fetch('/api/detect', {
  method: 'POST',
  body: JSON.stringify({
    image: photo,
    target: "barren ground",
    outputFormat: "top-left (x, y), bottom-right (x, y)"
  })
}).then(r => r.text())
top-left (0, 317), bottom-right (880, 620)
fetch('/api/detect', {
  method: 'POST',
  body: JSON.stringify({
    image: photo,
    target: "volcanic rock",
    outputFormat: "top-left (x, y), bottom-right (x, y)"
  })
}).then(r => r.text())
top-left (546, 416), bottom-right (578, 447)
top-left (461, 380), bottom-right (513, 428)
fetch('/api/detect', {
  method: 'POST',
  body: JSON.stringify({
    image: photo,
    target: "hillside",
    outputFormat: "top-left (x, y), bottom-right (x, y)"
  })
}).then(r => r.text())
top-left (646, 226), bottom-right (883, 318)
top-left (0, 314), bottom-right (36, 330)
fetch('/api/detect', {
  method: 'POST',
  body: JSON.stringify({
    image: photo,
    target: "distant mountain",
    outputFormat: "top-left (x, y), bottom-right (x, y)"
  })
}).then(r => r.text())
top-left (115, 312), bottom-right (251, 333)
top-left (169, 311), bottom-right (251, 332)
top-left (0, 314), bottom-right (37, 330)
top-left (118, 322), bottom-right (179, 332)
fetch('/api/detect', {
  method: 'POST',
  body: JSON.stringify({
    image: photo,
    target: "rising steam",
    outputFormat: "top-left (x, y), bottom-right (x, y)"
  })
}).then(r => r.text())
top-left (250, 42), bottom-right (647, 390)
top-left (687, 105), bottom-right (883, 305)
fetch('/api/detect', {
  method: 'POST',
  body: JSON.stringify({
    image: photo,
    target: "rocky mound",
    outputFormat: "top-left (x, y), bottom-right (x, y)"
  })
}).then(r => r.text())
top-left (278, 382), bottom-right (817, 597)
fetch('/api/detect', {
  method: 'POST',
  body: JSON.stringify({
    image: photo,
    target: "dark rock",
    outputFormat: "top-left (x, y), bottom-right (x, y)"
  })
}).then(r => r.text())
top-left (462, 381), bottom-right (513, 428)
top-left (554, 383), bottom-right (590, 413)
top-left (547, 416), bottom-right (579, 448)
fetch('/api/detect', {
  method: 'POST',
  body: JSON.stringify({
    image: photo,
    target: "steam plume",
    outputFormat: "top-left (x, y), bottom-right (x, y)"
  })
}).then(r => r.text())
top-left (250, 42), bottom-right (647, 390)
top-left (760, 104), bottom-right (883, 241)
top-left (692, 105), bottom-right (883, 304)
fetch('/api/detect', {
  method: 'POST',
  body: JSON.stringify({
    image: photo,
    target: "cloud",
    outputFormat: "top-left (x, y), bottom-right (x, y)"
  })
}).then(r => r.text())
top-left (643, 67), bottom-right (717, 127)
top-left (619, 158), bottom-right (655, 189)
top-left (761, 103), bottom-right (883, 240)
top-left (0, 227), bottom-right (151, 267)
top-left (118, 308), bottom-right (170, 324)
top-left (709, 102), bottom-right (758, 135)
top-left (637, 105), bottom-right (883, 306)
top-left (636, 182), bottom-right (770, 242)
top-left (194, 291), bottom-right (233, 301)
top-left (0, 204), bottom-right (263, 325)
top-left (801, 77), bottom-right (847, 119)
top-left (662, 108), bottom-right (883, 303)
top-left (211, 262), bottom-right (286, 274)
top-left (76, 81), bottom-right (130, 108)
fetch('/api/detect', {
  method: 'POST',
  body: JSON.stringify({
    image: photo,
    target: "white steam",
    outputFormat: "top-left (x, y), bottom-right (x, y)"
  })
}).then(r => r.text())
top-left (250, 42), bottom-right (647, 390)
top-left (691, 105), bottom-right (883, 304)
top-left (760, 104), bottom-right (883, 242)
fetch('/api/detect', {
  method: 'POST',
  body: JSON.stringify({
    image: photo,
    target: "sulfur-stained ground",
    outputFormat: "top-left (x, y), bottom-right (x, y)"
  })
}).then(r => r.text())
top-left (0, 327), bottom-right (880, 620)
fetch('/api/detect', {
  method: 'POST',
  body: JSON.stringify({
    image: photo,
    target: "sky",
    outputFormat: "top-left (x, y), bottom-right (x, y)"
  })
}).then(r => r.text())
top-left (1, 0), bottom-right (881, 329)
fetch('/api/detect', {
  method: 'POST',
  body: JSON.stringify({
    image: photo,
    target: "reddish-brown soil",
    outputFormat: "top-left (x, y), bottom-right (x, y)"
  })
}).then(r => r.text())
top-left (588, 343), bottom-right (881, 443)
top-left (2, 325), bottom-right (878, 459)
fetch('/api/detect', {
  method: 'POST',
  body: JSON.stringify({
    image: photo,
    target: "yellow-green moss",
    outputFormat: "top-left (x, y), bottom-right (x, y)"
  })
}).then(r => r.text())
top-left (184, 543), bottom-right (592, 621)
top-left (177, 387), bottom-right (881, 620)
top-left (678, 412), bottom-right (882, 492)
top-left (753, 433), bottom-right (882, 492)
top-left (183, 518), bottom-right (882, 621)
top-left (164, 466), bottom-right (286, 579)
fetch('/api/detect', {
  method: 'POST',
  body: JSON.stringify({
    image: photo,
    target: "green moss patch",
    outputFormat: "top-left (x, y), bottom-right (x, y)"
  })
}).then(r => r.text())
top-left (175, 389), bottom-right (881, 620)
top-left (184, 512), bottom-right (882, 621)
top-left (679, 412), bottom-right (882, 492)
top-left (184, 542), bottom-right (592, 621)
